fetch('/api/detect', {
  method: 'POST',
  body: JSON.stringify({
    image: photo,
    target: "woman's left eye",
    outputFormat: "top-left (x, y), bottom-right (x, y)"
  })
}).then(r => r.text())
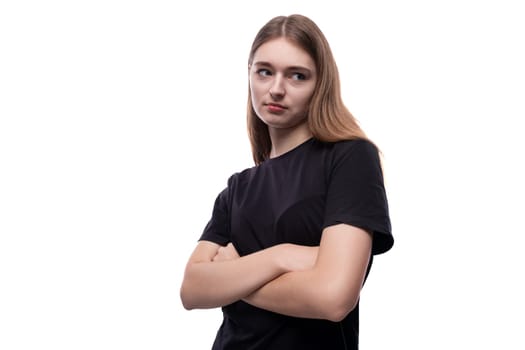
top-left (291, 73), bottom-right (306, 80)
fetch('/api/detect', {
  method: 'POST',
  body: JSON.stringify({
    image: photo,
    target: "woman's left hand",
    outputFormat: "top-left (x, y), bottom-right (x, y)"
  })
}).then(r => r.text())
top-left (212, 243), bottom-right (240, 262)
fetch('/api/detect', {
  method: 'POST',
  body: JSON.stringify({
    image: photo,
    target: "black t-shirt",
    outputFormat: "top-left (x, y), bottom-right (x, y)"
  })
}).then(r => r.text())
top-left (200, 138), bottom-right (393, 350)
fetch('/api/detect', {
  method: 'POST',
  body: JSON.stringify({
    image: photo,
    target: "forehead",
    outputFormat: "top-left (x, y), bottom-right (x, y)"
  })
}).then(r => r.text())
top-left (252, 37), bottom-right (315, 70)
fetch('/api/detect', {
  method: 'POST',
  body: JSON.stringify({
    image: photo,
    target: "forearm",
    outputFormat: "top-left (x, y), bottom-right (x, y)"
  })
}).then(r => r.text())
top-left (244, 224), bottom-right (372, 322)
top-left (243, 268), bottom-right (342, 320)
top-left (181, 245), bottom-right (286, 310)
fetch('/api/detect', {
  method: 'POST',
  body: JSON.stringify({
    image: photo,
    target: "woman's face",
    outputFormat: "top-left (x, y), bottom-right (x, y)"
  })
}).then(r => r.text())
top-left (249, 37), bottom-right (317, 132)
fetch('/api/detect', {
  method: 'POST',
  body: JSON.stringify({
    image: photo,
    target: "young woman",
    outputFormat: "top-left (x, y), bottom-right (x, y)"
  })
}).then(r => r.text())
top-left (180, 14), bottom-right (394, 349)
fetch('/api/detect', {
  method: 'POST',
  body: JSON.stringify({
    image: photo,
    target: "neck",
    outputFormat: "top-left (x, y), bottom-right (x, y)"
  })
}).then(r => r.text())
top-left (268, 123), bottom-right (312, 159)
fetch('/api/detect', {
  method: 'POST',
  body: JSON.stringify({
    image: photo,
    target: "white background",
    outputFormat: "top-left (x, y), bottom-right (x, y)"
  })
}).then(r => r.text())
top-left (1, 0), bottom-right (524, 349)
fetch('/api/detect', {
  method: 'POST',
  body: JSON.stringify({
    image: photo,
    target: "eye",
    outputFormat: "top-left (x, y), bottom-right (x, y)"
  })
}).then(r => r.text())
top-left (291, 72), bottom-right (306, 81)
top-left (256, 68), bottom-right (272, 77)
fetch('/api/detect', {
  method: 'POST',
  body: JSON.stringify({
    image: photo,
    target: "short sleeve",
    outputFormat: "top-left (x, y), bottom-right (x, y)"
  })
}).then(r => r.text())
top-left (198, 176), bottom-right (235, 246)
top-left (323, 140), bottom-right (393, 255)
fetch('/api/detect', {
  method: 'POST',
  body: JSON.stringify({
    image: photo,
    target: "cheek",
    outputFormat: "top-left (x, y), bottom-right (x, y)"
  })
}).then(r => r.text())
top-left (295, 92), bottom-right (315, 111)
top-left (250, 83), bottom-right (265, 105)
top-left (249, 86), bottom-right (263, 116)
top-left (250, 89), bottom-right (260, 108)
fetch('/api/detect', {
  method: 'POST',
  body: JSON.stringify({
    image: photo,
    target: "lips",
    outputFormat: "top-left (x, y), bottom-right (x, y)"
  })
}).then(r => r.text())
top-left (266, 103), bottom-right (287, 113)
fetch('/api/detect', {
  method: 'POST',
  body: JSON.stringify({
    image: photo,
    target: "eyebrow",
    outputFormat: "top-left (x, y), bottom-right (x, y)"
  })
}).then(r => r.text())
top-left (252, 61), bottom-right (313, 72)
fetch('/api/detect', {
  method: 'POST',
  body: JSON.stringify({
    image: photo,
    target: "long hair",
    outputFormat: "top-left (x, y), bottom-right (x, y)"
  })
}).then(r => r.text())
top-left (247, 14), bottom-right (371, 165)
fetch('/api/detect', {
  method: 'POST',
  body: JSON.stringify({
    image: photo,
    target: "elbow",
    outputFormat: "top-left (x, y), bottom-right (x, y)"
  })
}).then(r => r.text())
top-left (320, 286), bottom-right (360, 322)
top-left (325, 304), bottom-right (356, 323)
top-left (324, 299), bottom-right (359, 322)
top-left (180, 282), bottom-right (198, 310)
top-left (180, 286), bottom-right (192, 310)
top-left (180, 264), bottom-right (204, 310)
top-left (181, 301), bottom-right (193, 311)
top-left (180, 298), bottom-right (194, 311)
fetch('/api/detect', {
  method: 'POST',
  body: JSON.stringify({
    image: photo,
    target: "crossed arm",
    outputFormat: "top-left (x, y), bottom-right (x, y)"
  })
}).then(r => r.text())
top-left (180, 224), bottom-right (372, 322)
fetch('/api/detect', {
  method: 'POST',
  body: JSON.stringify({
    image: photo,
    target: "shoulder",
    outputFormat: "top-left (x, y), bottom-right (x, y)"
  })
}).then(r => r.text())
top-left (312, 137), bottom-right (378, 153)
top-left (314, 138), bottom-right (380, 167)
top-left (224, 163), bottom-right (258, 189)
top-left (331, 138), bottom-right (378, 155)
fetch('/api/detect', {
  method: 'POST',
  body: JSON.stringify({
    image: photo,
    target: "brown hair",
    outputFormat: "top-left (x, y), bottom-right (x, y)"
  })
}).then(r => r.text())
top-left (247, 14), bottom-right (372, 165)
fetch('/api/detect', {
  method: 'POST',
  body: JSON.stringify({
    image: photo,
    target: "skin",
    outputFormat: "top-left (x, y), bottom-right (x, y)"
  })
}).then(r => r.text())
top-left (180, 38), bottom-right (373, 322)
top-left (249, 37), bottom-right (316, 157)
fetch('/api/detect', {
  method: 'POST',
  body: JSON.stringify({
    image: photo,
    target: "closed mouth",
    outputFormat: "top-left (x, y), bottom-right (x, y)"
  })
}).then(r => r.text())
top-left (266, 103), bottom-right (287, 109)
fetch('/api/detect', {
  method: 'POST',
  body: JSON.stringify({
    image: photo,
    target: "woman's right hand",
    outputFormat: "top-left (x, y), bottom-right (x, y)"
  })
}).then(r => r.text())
top-left (277, 244), bottom-right (319, 273)
top-left (213, 243), bottom-right (240, 262)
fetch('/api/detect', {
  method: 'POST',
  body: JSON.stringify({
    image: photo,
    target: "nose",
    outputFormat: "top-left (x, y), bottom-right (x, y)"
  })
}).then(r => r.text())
top-left (269, 75), bottom-right (285, 99)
